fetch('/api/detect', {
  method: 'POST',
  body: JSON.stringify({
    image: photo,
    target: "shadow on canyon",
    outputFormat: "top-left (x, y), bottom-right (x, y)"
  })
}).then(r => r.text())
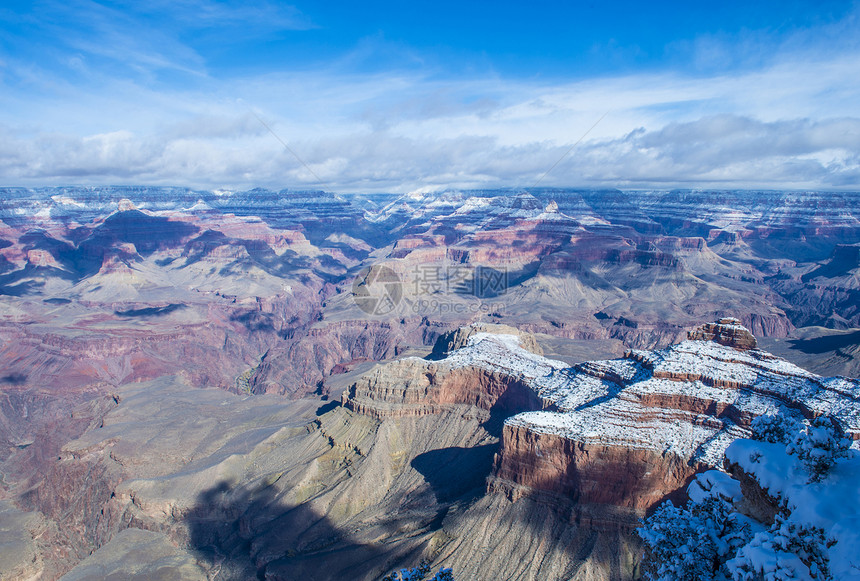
top-left (315, 400), bottom-right (340, 416)
top-left (114, 303), bottom-right (186, 318)
top-left (411, 444), bottom-right (497, 503)
top-left (186, 479), bottom-right (405, 581)
top-left (1, 372), bottom-right (27, 385)
top-left (786, 330), bottom-right (860, 354)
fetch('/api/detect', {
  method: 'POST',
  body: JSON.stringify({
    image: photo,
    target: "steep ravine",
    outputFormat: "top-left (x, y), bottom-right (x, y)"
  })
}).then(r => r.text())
top-left (4, 356), bottom-right (639, 580)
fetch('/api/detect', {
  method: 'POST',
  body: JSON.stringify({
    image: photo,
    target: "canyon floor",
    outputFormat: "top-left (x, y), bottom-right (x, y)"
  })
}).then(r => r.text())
top-left (0, 187), bottom-right (859, 580)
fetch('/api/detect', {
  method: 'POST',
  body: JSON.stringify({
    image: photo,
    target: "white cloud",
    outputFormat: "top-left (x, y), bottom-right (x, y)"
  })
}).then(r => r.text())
top-left (566, 115), bottom-right (860, 188)
top-left (2, 108), bottom-right (857, 192)
top-left (145, 0), bottom-right (313, 31)
top-left (1, 5), bottom-right (859, 191)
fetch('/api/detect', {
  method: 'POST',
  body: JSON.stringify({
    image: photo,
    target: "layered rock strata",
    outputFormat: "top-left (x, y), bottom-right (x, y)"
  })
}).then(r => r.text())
top-left (346, 321), bottom-right (860, 519)
top-left (342, 324), bottom-right (554, 420)
top-left (687, 317), bottom-right (758, 350)
top-left (497, 320), bottom-right (859, 512)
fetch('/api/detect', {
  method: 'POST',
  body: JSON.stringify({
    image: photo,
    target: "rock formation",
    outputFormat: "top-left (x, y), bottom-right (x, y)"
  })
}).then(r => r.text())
top-left (1, 186), bottom-right (860, 580)
top-left (687, 317), bottom-right (758, 350)
top-left (429, 322), bottom-right (544, 358)
top-left (1, 319), bottom-right (858, 581)
top-left (347, 320), bottom-right (860, 521)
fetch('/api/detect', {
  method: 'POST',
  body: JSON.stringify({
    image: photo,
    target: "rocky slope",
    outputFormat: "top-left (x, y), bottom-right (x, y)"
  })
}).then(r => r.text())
top-left (1, 186), bottom-right (858, 410)
top-left (1, 186), bottom-right (860, 580)
top-left (0, 319), bottom-right (857, 581)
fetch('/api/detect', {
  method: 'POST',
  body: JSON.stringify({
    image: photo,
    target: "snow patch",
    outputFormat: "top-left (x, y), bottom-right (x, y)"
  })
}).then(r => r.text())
top-left (427, 330), bottom-right (860, 465)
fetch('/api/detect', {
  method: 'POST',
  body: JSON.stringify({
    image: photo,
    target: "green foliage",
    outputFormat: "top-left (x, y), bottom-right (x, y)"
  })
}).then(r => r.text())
top-left (382, 561), bottom-right (455, 581)
top-left (638, 496), bottom-right (752, 581)
top-left (750, 413), bottom-right (800, 445)
top-left (787, 415), bottom-right (852, 483)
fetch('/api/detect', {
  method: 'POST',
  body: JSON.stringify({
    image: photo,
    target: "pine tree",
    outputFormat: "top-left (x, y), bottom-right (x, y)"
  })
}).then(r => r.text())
top-left (787, 415), bottom-right (851, 483)
top-left (639, 496), bottom-right (752, 581)
top-left (728, 516), bottom-right (833, 580)
top-left (750, 413), bottom-right (800, 445)
top-left (382, 561), bottom-right (456, 581)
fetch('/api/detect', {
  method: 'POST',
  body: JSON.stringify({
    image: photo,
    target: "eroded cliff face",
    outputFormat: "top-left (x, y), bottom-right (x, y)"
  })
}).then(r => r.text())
top-left (346, 320), bottom-right (860, 531)
top-left (490, 424), bottom-right (704, 514)
top-left (429, 323), bottom-right (544, 358)
top-left (6, 326), bottom-right (646, 581)
top-left (247, 316), bottom-right (446, 396)
top-left (342, 360), bottom-right (546, 421)
top-left (3, 187), bottom-right (857, 423)
top-left (2, 320), bottom-right (858, 581)
top-left (8, 375), bottom-right (620, 581)
top-left (687, 317), bottom-right (758, 350)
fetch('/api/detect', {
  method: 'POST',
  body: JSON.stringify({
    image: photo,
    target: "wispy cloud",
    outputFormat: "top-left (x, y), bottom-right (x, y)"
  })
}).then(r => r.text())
top-left (570, 116), bottom-right (860, 187)
top-left (0, 2), bottom-right (858, 191)
top-left (135, 0), bottom-right (314, 31)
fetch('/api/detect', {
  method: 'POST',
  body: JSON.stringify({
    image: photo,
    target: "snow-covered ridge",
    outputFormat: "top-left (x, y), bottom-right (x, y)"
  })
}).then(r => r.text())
top-left (423, 324), bottom-right (860, 465)
top-left (433, 331), bottom-right (568, 383)
top-left (4, 188), bottom-right (860, 242)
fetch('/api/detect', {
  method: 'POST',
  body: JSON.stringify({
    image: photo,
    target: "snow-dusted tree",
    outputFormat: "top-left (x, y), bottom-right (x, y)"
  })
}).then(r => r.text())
top-left (728, 516), bottom-right (832, 581)
top-left (641, 412), bottom-right (857, 581)
top-left (750, 413), bottom-right (800, 445)
top-left (638, 496), bottom-right (753, 581)
top-left (382, 562), bottom-right (455, 581)
top-left (786, 415), bottom-right (852, 483)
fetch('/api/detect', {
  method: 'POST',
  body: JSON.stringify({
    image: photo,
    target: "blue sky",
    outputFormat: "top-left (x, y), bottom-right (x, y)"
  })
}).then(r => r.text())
top-left (0, 0), bottom-right (858, 191)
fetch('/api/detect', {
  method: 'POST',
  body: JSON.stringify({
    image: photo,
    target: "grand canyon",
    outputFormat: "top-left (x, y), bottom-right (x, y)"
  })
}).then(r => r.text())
top-left (0, 187), bottom-right (858, 580)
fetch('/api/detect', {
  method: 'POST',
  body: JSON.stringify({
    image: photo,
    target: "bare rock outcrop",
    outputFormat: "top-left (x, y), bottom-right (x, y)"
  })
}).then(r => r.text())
top-left (429, 322), bottom-right (544, 359)
top-left (343, 360), bottom-right (544, 420)
top-left (688, 317), bottom-right (758, 350)
top-left (722, 457), bottom-right (783, 525)
top-left (489, 423), bottom-right (704, 513)
top-left (342, 325), bottom-right (550, 420)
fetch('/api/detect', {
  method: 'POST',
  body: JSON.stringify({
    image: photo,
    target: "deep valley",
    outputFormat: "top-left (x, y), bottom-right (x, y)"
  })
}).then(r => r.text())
top-left (1, 187), bottom-right (859, 580)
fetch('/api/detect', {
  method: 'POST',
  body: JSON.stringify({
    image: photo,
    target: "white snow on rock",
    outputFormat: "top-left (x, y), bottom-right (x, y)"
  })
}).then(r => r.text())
top-left (725, 440), bottom-right (860, 580)
top-left (420, 324), bottom-right (860, 465)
